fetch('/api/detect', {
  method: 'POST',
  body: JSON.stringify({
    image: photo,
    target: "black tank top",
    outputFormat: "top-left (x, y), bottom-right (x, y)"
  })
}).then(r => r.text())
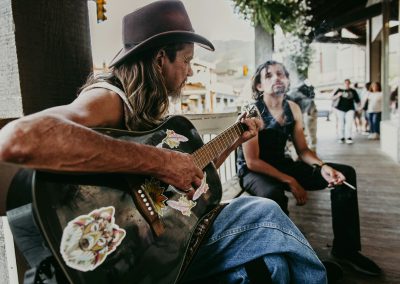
top-left (237, 98), bottom-right (295, 176)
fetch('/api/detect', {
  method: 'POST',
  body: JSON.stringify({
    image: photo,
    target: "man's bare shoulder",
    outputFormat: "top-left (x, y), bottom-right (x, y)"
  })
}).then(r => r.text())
top-left (72, 87), bottom-right (124, 111)
top-left (287, 99), bottom-right (300, 110)
top-left (77, 87), bottom-right (120, 101)
top-left (287, 100), bottom-right (302, 119)
top-left (61, 87), bottom-right (125, 128)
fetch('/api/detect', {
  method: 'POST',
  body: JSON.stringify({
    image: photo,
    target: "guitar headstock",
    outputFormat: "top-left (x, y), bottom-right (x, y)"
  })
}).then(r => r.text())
top-left (241, 103), bottom-right (261, 120)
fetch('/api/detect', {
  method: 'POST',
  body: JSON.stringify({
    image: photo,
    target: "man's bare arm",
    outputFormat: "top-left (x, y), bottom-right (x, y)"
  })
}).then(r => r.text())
top-left (0, 89), bottom-right (203, 190)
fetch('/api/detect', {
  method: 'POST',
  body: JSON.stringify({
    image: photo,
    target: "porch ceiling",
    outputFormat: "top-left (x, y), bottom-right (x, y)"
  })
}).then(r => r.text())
top-left (307, 0), bottom-right (399, 44)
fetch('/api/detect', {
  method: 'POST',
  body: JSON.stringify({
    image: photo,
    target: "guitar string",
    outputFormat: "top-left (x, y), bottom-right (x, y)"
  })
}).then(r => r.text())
top-left (194, 122), bottom-right (244, 169)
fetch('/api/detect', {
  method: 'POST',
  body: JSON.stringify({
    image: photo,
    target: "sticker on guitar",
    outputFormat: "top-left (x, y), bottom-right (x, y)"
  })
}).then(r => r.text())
top-left (166, 173), bottom-right (209, 216)
top-left (166, 196), bottom-right (196, 216)
top-left (156, 129), bottom-right (188, 148)
top-left (154, 128), bottom-right (209, 216)
top-left (140, 172), bottom-right (208, 218)
top-left (60, 206), bottom-right (126, 272)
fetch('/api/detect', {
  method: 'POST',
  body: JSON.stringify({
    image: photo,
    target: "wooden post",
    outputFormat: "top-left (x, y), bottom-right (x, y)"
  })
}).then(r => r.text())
top-left (0, 0), bottom-right (93, 281)
top-left (0, 0), bottom-right (93, 119)
top-left (254, 24), bottom-right (273, 68)
top-left (381, 0), bottom-right (390, 120)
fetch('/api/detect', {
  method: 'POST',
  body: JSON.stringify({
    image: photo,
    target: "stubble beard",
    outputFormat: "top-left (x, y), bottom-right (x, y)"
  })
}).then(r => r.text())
top-left (272, 84), bottom-right (288, 96)
top-left (168, 82), bottom-right (185, 101)
top-left (169, 91), bottom-right (181, 104)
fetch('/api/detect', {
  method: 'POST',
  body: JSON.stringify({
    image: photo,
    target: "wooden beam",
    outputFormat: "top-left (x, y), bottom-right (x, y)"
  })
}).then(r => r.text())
top-left (314, 3), bottom-right (382, 36)
top-left (314, 36), bottom-right (366, 45)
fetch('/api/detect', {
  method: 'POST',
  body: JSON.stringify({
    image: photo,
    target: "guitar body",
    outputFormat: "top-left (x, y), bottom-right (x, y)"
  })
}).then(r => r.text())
top-left (32, 115), bottom-right (222, 284)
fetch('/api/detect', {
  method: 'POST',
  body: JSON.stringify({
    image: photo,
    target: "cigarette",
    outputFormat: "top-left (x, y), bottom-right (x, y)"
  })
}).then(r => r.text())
top-left (343, 181), bottom-right (356, 190)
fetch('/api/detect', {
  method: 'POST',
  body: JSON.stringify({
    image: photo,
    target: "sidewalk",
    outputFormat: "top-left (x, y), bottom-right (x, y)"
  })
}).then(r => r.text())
top-left (290, 117), bottom-right (400, 284)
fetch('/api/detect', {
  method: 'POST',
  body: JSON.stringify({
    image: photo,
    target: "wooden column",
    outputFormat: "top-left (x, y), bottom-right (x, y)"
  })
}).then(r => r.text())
top-left (0, 0), bottom-right (93, 120)
top-left (0, 0), bottom-right (23, 120)
top-left (254, 24), bottom-right (273, 67)
top-left (381, 0), bottom-right (390, 120)
top-left (398, 0), bottom-right (400, 125)
top-left (366, 19), bottom-right (371, 83)
top-left (380, 0), bottom-right (400, 163)
top-left (0, 0), bottom-right (94, 209)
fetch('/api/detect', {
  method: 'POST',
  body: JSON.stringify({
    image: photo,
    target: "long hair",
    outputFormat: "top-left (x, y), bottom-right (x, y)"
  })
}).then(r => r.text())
top-left (251, 60), bottom-right (290, 100)
top-left (369, 81), bottom-right (382, 92)
top-left (80, 43), bottom-right (185, 131)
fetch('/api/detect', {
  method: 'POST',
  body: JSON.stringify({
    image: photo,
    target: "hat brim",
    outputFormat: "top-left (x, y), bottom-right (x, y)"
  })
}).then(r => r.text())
top-left (109, 31), bottom-right (214, 67)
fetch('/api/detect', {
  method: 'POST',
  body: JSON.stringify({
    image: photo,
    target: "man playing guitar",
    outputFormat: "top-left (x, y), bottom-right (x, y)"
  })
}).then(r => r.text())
top-left (0, 1), bottom-right (326, 283)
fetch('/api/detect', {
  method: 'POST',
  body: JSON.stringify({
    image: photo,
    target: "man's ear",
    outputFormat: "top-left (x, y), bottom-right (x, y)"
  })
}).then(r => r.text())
top-left (256, 83), bottom-right (263, 92)
top-left (156, 49), bottom-right (166, 68)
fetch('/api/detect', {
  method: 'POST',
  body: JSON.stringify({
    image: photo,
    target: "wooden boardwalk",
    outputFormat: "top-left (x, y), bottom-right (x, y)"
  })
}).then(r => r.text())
top-left (223, 117), bottom-right (400, 284)
top-left (291, 118), bottom-right (400, 283)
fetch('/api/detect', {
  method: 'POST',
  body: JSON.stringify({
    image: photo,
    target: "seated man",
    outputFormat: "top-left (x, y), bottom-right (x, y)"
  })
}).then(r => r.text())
top-left (0, 1), bottom-right (326, 283)
top-left (237, 60), bottom-right (382, 277)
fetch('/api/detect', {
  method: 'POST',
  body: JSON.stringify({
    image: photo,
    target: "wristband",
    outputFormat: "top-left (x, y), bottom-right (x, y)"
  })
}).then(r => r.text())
top-left (312, 162), bottom-right (325, 167)
top-left (312, 162), bottom-right (327, 173)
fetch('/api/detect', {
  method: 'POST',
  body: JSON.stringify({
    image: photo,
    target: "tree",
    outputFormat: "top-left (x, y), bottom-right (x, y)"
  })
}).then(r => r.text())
top-left (231, 0), bottom-right (314, 78)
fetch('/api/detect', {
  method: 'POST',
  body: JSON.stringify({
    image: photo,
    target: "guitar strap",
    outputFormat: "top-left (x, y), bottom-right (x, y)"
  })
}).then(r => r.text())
top-left (178, 203), bottom-right (227, 282)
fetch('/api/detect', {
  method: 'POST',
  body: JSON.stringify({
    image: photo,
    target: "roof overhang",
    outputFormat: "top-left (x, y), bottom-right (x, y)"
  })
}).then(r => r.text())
top-left (308, 0), bottom-right (398, 45)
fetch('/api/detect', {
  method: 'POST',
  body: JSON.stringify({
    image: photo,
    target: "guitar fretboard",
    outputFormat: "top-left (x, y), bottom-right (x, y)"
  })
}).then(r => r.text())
top-left (192, 122), bottom-right (246, 169)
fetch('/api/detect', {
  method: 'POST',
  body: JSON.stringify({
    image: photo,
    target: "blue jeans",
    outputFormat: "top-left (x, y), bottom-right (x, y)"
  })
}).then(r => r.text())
top-left (368, 112), bottom-right (381, 134)
top-left (183, 196), bottom-right (326, 283)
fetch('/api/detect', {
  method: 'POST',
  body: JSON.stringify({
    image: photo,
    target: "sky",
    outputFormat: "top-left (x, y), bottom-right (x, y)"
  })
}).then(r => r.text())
top-left (88, 0), bottom-right (254, 66)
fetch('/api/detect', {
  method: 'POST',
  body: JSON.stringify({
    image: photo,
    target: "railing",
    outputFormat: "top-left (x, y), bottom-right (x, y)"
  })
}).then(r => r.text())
top-left (185, 112), bottom-right (239, 184)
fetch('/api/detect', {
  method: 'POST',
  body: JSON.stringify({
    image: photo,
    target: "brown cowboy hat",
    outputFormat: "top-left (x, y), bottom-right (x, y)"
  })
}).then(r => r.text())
top-left (109, 0), bottom-right (215, 67)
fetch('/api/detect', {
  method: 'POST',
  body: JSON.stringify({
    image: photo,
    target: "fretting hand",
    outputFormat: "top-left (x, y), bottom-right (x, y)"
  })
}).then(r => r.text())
top-left (237, 112), bottom-right (263, 144)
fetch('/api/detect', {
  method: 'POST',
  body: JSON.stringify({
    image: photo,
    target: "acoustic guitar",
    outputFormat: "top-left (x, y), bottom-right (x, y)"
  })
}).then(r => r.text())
top-left (32, 110), bottom-right (257, 284)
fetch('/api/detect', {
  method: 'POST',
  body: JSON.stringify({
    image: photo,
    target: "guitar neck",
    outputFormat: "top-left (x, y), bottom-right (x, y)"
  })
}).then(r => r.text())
top-left (192, 122), bottom-right (246, 169)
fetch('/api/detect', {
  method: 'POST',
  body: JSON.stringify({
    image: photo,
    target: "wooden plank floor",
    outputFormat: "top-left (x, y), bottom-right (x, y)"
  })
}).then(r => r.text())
top-left (222, 117), bottom-right (400, 283)
top-left (288, 118), bottom-right (400, 284)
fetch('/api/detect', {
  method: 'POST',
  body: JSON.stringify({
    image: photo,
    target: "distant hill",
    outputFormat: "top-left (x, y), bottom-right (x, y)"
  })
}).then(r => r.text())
top-left (195, 39), bottom-right (255, 73)
top-left (195, 39), bottom-right (255, 93)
